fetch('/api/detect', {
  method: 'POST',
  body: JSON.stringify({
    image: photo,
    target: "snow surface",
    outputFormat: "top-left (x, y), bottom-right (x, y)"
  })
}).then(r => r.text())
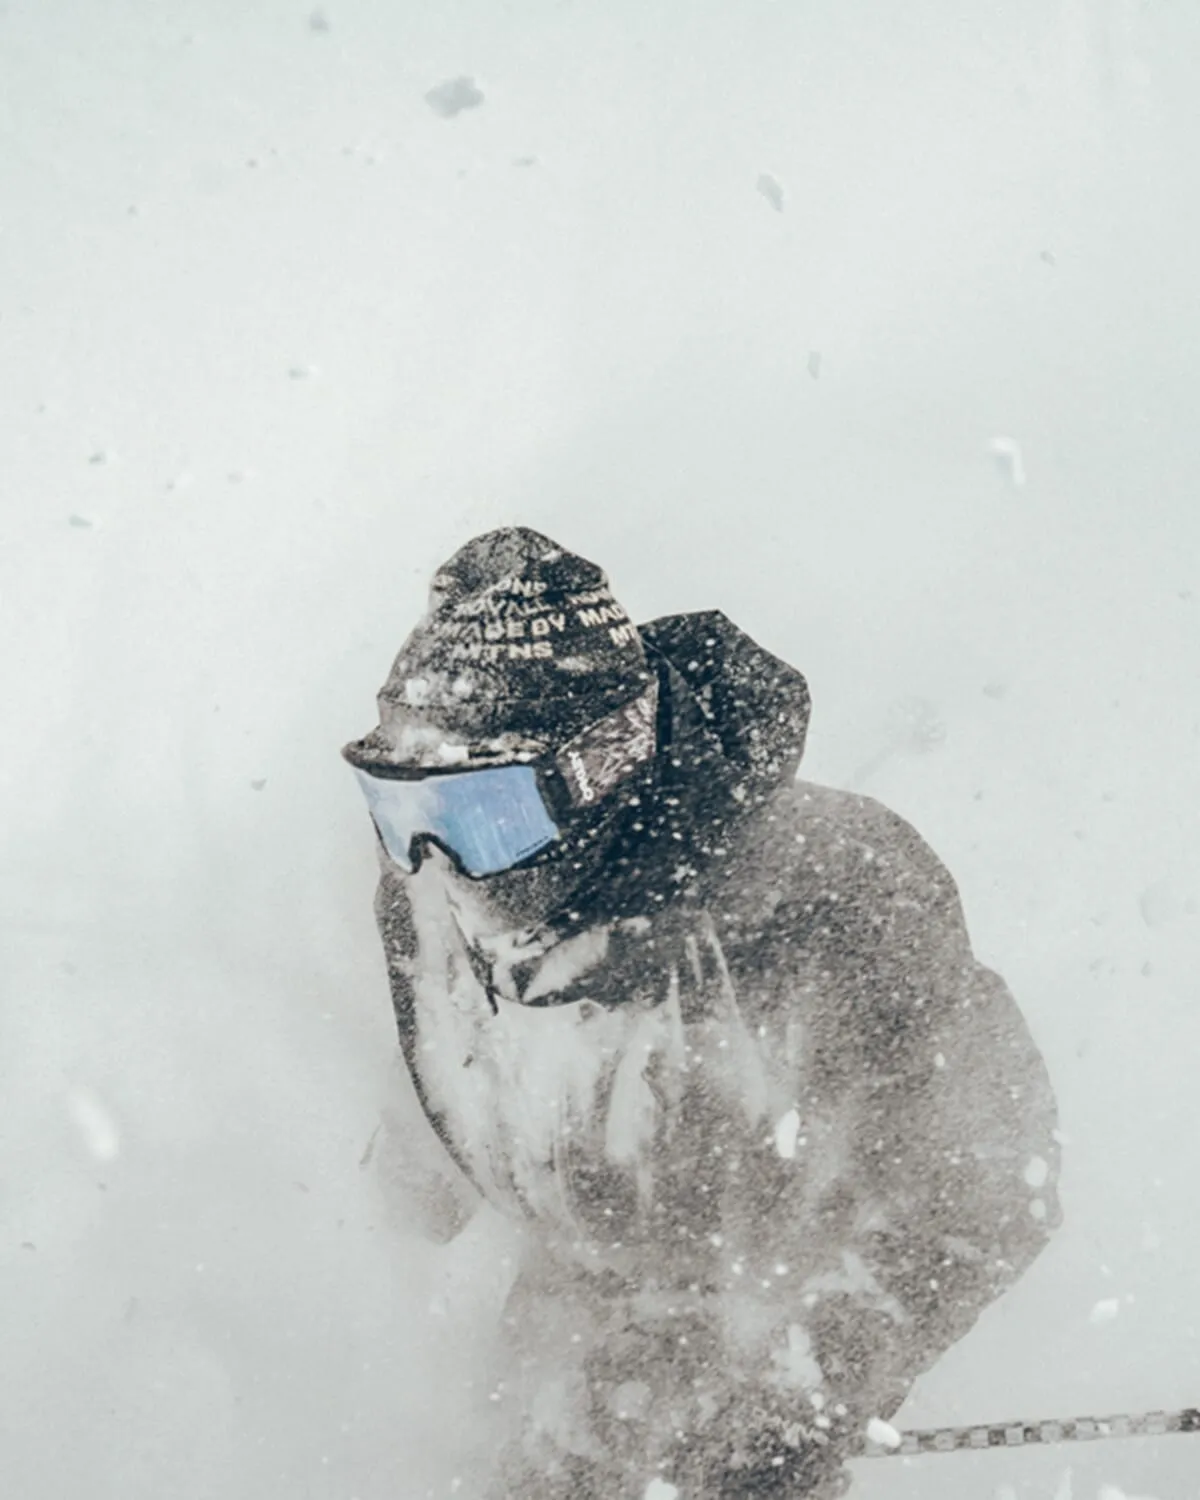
top-left (4, 2), bottom-right (1200, 1497)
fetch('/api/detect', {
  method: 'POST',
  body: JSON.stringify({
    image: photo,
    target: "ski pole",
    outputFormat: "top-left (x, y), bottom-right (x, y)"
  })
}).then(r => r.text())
top-left (861, 1406), bottom-right (1200, 1458)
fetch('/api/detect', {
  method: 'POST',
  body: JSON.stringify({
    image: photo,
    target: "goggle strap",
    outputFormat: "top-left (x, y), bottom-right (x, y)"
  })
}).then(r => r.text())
top-left (553, 682), bottom-right (659, 808)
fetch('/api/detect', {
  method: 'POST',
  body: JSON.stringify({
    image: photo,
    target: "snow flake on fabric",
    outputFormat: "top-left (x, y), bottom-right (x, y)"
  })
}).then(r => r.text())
top-left (517, 925), bottom-right (610, 1004)
top-left (770, 1322), bottom-right (823, 1391)
top-left (865, 1416), bottom-right (902, 1449)
top-left (800, 1253), bottom-right (908, 1325)
top-left (1024, 1154), bottom-right (1050, 1188)
top-left (774, 1108), bottom-right (802, 1159)
top-left (609, 1380), bottom-right (653, 1420)
top-left (643, 1481), bottom-right (679, 1500)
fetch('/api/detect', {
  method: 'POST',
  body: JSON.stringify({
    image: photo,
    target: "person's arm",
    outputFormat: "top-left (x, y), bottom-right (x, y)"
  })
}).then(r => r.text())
top-left (810, 799), bottom-right (1061, 1398)
top-left (370, 1060), bottom-right (481, 1244)
top-left (370, 864), bottom-right (482, 1243)
top-left (856, 956), bottom-right (1060, 1374)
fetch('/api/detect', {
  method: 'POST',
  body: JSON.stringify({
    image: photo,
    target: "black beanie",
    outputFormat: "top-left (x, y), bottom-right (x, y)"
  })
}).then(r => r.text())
top-left (344, 527), bottom-right (655, 766)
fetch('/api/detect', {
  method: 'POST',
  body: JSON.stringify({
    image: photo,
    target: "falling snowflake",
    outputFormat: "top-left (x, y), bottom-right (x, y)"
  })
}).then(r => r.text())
top-left (756, 172), bottom-right (784, 212)
top-left (425, 77), bottom-right (485, 118)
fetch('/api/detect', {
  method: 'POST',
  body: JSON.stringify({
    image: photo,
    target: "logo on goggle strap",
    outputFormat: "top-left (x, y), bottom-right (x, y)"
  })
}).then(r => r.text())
top-left (567, 749), bottom-right (595, 803)
top-left (555, 685), bottom-right (658, 809)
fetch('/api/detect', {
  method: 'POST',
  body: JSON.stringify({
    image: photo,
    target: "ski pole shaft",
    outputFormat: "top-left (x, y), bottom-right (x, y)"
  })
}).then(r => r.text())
top-left (862, 1406), bottom-right (1200, 1458)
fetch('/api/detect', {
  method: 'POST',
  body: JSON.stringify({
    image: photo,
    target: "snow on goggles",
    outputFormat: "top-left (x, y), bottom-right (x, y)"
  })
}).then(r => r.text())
top-left (350, 684), bottom-right (658, 878)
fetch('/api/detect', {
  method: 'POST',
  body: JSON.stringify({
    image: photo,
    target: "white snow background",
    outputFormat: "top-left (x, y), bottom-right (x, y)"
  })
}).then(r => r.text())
top-left (3, 3), bottom-right (1199, 1497)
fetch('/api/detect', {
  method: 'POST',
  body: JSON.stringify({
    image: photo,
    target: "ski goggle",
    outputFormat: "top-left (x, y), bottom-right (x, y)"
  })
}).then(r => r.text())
top-left (351, 763), bottom-right (561, 877)
top-left (347, 683), bottom-right (658, 878)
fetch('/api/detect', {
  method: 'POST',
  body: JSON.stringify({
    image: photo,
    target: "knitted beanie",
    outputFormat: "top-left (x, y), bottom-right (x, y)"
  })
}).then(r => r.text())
top-left (344, 527), bottom-right (656, 766)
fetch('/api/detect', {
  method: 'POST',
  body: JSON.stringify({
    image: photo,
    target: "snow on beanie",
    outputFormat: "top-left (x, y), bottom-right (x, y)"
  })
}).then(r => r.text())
top-left (351, 527), bottom-right (655, 758)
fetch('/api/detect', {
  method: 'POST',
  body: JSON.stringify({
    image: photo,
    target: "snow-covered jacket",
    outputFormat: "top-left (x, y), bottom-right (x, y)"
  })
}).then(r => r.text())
top-left (371, 609), bottom-right (1060, 1423)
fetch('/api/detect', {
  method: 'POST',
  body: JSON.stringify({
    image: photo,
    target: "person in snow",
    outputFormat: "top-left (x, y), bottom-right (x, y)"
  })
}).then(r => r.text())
top-left (342, 527), bottom-right (1061, 1500)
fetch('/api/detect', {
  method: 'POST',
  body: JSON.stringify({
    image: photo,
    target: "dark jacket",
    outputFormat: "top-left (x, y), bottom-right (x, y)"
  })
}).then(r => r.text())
top-left (371, 609), bottom-right (1060, 1445)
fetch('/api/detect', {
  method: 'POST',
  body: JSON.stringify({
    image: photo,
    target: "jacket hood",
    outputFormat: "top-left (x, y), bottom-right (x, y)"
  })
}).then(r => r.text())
top-left (508, 609), bottom-right (811, 954)
top-left (639, 609), bottom-right (811, 799)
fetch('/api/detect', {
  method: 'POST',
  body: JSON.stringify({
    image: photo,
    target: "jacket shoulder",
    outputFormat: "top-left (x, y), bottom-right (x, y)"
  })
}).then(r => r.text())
top-left (733, 778), bottom-right (969, 941)
top-left (792, 781), bottom-right (965, 907)
top-left (639, 610), bottom-right (811, 789)
top-left (715, 783), bottom-right (986, 1089)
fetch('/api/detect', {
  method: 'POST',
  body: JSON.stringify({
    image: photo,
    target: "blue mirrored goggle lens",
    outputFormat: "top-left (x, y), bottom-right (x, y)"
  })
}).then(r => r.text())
top-left (351, 764), bottom-right (561, 877)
